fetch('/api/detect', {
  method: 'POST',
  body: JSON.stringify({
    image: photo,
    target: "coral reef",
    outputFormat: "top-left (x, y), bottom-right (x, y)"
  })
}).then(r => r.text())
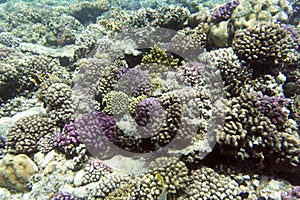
top-left (209, 47), bottom-right (252, 97)
top-left (37, 78), bottom-right (74, 126)
top-left (0, 0), bottom-right (299, 199)
top-left (73, 160), bottom-right (112, 186)
top-left (207, 0), bottom-right (294, 48)
top-left (0, 63), bottom-right (18, 102)
top-left (217, 89), bottom-right (300, 173)
top-left (51, 191), bottom-right (78, 200)
top-left (114, 68), bottom-right (153, 97)
top-left (170, 23), bottom-right (209, 57)
top-left (67, 0), bottom-right (109, 24)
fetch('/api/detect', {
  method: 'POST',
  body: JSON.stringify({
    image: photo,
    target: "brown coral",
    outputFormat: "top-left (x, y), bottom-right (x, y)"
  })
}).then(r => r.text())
top-left (232, 23), bottom-right (298, 66)
top-left (0, 154), bottom-right (38, 192)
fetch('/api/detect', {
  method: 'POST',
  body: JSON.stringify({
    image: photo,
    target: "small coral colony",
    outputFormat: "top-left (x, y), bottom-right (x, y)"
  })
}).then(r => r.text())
top-left (0, 0), bottom-right (299, 199)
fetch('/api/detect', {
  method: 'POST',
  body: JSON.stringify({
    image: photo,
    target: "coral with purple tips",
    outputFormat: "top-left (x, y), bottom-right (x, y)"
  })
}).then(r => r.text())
top-left (281, 186), bottom-right (300, 200)
top-left (53, 122), bottom-right (81, 148)
top-left (51, 191), bottom-right (77, 200)
top-left (210, 0), bottom-right (240, 23)
top-left (76, 111), bottom-right (117, 151)
top-left (134, 97), bottom-right (163, 126)
top-left (257, 94), bottom-right (289, 125)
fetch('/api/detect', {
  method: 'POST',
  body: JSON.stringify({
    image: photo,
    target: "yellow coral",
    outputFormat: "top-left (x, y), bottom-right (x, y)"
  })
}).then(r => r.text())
top-left (0, 154), bottom-right (38, 192)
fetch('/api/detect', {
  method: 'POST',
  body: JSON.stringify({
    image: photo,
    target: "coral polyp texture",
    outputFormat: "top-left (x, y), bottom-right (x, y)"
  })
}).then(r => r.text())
top-left (210, 0), bottom-right (240, 23)
top-left (6, 114), bottom-right (54, 154)
top-left (0, 0), bottom-right (299, 199)
top-left (232, 22), bottom-right (298, 66)
top-left (281, 186), bottom-right (300, 200)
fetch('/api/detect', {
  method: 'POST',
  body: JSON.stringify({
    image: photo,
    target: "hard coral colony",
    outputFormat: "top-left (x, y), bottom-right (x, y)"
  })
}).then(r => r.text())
top-left (0, 0), bottom-right (299, 199)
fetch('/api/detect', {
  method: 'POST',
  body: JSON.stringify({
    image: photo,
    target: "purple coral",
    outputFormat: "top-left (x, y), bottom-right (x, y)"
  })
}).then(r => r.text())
top-left (135, 98), bottom-right (163, 127)
top-left (51, 191), bottom-right (77, 200)
top-left (281, 186), bottom-right (300, 200)
top-left (76, 111), bottom-right (117, 151)
top-left (115, 68), bottom-right (153, 97)
top-left (53, 122), bottom-right (81, 148)
top-left (210, 0), bottom-right (240, 23)
top-left (88, 159), bottom-right (113, 173)
top-left (257, 94), bottom-right (289, 125)
top-left (54, 111), bottom-right (117, 155)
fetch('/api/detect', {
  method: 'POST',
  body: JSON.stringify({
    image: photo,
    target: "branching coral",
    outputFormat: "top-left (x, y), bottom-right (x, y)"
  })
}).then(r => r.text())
top-left (232, 22), bottom-right (298, 66)
top-left (210, 0), bottom-right (240, 23)
top-left (6, 114), bottom-right (54, 154)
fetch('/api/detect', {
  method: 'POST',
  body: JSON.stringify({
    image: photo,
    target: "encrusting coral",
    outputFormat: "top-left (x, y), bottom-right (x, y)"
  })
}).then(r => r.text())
top-left (0, 154), bottom-right (38, 192)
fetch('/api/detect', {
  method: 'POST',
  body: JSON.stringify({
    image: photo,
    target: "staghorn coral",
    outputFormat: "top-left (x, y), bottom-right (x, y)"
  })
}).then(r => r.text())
top-left (0, 154), bottom-right (38, 192)
top-left (232, 22), bottom-right (298, 66)
top-left (6, 114), bottom-right (54, 154)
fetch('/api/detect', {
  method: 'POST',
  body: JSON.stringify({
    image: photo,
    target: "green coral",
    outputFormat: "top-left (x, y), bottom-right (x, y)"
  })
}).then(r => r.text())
top-left (141, 44), bottom-right (180, 78)
top-left (103, 91), bottom-right (129, 115)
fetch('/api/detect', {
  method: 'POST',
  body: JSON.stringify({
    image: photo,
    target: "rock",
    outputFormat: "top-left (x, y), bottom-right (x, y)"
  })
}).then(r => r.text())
top-left (0, 154), bottom-right (38, 192)
top-left (208, 21), bottom-right (230, 47)
top-left (18, 43), bottom-right (84, 66)
top-left (73, 170), bottom-right (85, 187)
